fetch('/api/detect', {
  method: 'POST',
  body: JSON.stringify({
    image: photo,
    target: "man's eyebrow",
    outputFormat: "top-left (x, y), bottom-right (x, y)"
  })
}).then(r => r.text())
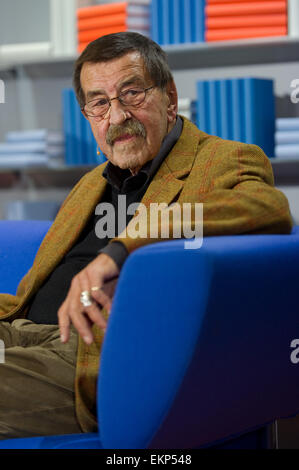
top-left (86, 76), bottom-right (146, 102)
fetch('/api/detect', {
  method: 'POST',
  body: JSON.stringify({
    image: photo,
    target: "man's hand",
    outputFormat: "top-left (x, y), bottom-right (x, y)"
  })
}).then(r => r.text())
top-left (58, 253), bottom-right (119, 345)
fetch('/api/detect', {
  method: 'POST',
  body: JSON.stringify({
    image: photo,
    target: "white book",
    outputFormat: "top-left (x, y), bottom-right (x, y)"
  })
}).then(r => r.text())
top-left (276, 118), bottom-right (299, 131)
top-left (126, 17), bottom-right (149, 29)
top-left (275, 131), bottom-right (299, 145)
top-left (0, 142), bottom-right (63, 157)
top-left (0, 154), bottom-right (49, 168)
top-left (288, 0), bottom-right (299, 37)
top-left (275, 144), bottom-right (299, 159)
top-left (6, 129), bottom-right (64, 144)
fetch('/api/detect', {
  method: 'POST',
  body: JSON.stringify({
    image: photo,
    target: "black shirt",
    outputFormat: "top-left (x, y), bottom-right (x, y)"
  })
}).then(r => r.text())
top-left (27, 117), bottom-right (183, 325)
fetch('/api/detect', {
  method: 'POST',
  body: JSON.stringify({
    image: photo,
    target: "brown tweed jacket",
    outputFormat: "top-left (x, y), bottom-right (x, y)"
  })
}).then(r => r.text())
top-left (0, 117), bottom-right (292, 432)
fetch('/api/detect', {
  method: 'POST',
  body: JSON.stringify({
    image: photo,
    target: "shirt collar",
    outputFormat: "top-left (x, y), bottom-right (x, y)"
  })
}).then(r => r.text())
top-left (102, 115), bottom-right (183, 193)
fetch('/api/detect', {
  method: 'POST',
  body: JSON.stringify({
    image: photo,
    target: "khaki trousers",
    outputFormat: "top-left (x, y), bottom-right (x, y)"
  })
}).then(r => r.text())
top-left (0, 319), bottom-right (83, 440)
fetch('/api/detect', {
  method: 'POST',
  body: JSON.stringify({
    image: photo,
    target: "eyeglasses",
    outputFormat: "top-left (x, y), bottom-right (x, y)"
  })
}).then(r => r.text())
top-left (83, 86), bottom-right (155, 119)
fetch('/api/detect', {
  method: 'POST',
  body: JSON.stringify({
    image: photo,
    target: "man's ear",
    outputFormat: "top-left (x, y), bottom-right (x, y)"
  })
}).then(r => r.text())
top-left (166, 80), bottom-right (178, 124)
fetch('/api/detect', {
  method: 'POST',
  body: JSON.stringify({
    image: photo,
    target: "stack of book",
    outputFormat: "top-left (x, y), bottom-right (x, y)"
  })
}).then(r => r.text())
top-left (275, 118), bottom-right (299, 159)
top-left (196, 77), bottom-right (275, 157)
top-left (77, 1), bottom-right (150, 53)
top-left (62, 88), bottom-right (106, 166)
top-left (178, 98), bottom-right (197, 124)
top-left (205, 0), bottom-right (288, 42)
top-left (0, 130), bottom-right (65, 168)
top-left (151, 0), bottom-right (205, 45)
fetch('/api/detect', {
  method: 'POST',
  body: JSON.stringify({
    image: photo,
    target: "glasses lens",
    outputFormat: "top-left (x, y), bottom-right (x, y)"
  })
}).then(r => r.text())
top-left (85, 98), bottom-right (109, 117)
top-left (121, 89), bottom-right (146, 106)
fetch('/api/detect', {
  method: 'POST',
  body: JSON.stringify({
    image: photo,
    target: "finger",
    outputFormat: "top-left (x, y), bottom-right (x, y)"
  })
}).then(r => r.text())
top-left (90, 286), bottom-right (113, 312)
top-left (58, 299), bottom-right (71, 344)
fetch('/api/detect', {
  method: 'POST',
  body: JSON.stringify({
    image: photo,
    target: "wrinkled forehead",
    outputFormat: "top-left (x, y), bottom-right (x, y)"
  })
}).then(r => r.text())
top-left (81, 51), bottom-right (151, 98)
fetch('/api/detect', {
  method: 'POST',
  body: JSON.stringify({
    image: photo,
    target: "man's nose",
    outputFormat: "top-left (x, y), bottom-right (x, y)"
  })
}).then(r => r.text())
top-left (107, 99), bottom-right (129, 126)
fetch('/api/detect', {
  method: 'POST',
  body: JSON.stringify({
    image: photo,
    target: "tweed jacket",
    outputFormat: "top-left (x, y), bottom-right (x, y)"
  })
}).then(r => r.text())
top-left (0, 117), bottom-right (292, 431)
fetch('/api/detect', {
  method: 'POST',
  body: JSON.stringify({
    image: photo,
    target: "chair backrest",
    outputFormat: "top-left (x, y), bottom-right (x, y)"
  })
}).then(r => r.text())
top-left (0, 220), bottom-right (52, 294)
top-left (98, 229), bottom-right (299, 448)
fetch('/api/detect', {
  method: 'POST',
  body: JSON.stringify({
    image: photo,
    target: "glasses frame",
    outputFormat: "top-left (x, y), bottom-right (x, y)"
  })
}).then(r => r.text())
top-left (82, 85), bottom-right (155, 119)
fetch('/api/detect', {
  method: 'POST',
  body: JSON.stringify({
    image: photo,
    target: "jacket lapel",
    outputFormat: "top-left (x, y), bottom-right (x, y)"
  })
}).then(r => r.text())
top-left (141, 117), bottom-right (199, 207)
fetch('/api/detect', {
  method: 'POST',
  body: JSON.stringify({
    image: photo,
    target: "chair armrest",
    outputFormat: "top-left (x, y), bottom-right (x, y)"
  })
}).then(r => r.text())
top-left (0, 220), bottom-right (52, 295)
top-left (98, 231), bottom-right (299, 449)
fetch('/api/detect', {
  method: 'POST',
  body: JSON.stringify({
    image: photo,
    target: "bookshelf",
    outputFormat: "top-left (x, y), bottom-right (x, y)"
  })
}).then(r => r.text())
top-left (1, 36), bottom-right (299, 73)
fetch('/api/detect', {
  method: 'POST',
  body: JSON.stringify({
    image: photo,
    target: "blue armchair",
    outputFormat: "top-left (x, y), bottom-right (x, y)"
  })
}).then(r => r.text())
top-left (0, 220), bottom-right (298, 449)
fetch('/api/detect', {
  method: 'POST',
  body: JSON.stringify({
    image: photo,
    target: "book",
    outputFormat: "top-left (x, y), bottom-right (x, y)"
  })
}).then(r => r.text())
top-left (231, 78), bottom-right (246, 143)
top-left (219, 79), bottom-right (233, 140)
top-left (206, 14), bottom-right (287, 29)
top-left (196, 81), bottom-right (210, 133)
top-left (206, 1), bottom-right (287, 17)
top-left (78, 13), bottom-right (127, 31)
top-left (276, 118), bottom-right (299, 131)
top-left (275, 144), bottom-right (299, 159)
top-left (150, 0), bottom-right (161, 44)
top-left (78, 14), bottom-right (149, 32)
top-left (191, 0), bottom-right (205, 42)
top-left (62, 88), bottom-right (106, 166)
top-left (275, 131), bottom-right (299, 145)
top-left (151, 0), bottom-right (204, 45)
top-left (288, 0), bottom-right (299, 37)
top-left (206, 26), bottom-right (287, 41)
top-left (78, 25), bottom-right (128, 42)
top-left (0, 142), bottom-right (63, 157)
top-left (77, 2), bottom-right (149, 20)
top-left (243, 78), bottom-right (275, 158)
top-left (196, 77), bottom-right (275, 156)
top-left (0, 154), bottom-right (49, 168)
top-left (5, 129), bottom-right (64, 145)
top-left (62, 89), bottom-right (77, 166)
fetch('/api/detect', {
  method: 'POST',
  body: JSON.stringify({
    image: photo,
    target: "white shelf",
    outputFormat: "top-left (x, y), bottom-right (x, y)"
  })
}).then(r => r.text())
top-left (0, 36), bottom-right (299, 75)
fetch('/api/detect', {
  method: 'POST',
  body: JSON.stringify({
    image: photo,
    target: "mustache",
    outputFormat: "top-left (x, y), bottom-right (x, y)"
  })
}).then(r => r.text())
top-left (106, 119), bottom-right (146, 146)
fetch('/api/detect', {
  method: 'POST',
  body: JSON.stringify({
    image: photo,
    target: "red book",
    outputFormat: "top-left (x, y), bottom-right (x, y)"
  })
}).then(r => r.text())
top-left (78, 25), bottom-right (127, 43)
top-left (78, 14), bottom-right (127, 32)
top-left (206, 25), bottom-right (287, 41)
top-left (206, 1), bottom-right (287, 16)
top-left (206, 13), bottom-right (287, 28)
top-left (77, 2), bottom-right (127, 20)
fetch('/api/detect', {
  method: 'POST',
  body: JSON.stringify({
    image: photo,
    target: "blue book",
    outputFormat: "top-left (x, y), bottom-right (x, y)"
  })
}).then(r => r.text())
top-left (172, 0), bottom-right (181, 44)
top-left (184, 0), bottom-right (192, 44)
top-left (208, 80), bottom-right (221, 137)
top-left (62, 89), bottom-right (76, 166)
top-left (243, 78), bottom-right (275, 158)
top-left (191, 0), bottom-right (205, 43)
top-left (230, 78), bottom-right (246, 143)
top-left (219, 79), bottom-right (233, 140)
top-left (150, 0), bottom-right (160, 43)
top-left (197, 80), bottom-right (210, 133)
top-left (162, 0), bottom-right (171, 45)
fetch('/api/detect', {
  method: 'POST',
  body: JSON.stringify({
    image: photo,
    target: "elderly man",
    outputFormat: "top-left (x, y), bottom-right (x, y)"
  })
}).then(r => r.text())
top-left (0, 32), bottom-right (292, 439)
